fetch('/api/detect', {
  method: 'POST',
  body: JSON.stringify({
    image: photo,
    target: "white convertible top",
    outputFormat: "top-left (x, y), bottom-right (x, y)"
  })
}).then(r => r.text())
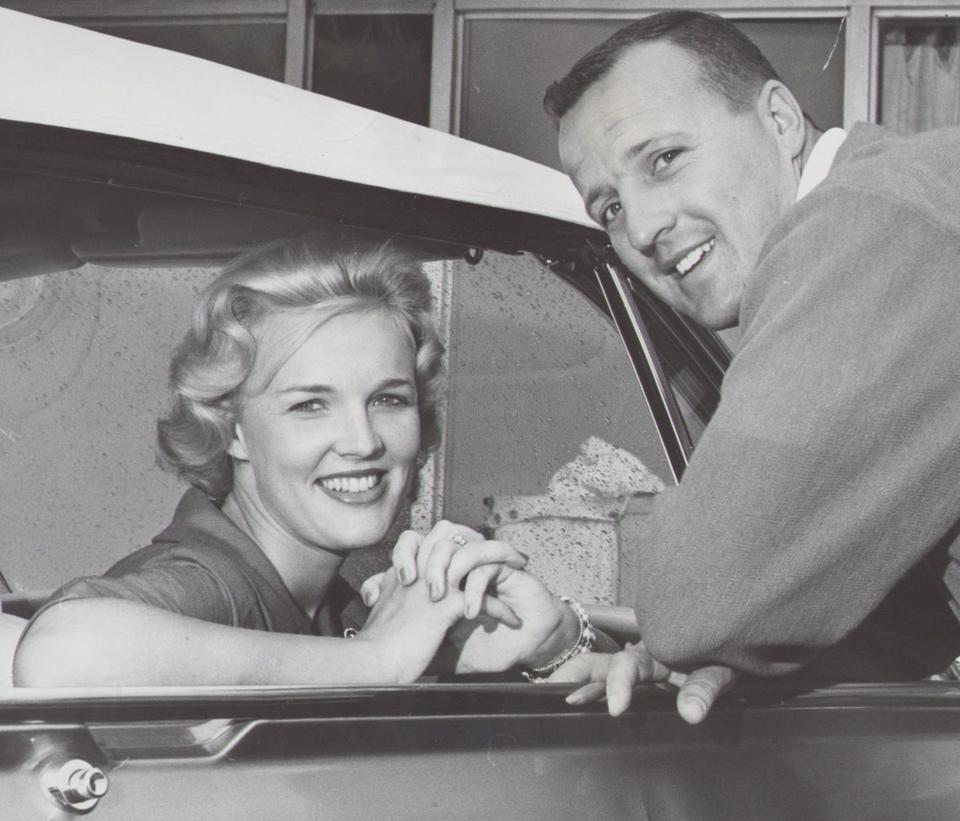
top-left (0, 8), bottom-right (593, 229)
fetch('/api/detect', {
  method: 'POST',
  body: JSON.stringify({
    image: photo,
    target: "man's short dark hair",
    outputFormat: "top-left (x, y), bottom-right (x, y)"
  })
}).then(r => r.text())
top-left (544, 10), bottom-right (782, 121)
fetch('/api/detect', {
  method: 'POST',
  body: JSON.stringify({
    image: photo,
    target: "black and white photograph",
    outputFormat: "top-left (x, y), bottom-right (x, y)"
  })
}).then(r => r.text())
top-left (1, 2), bottom-right (959, 818)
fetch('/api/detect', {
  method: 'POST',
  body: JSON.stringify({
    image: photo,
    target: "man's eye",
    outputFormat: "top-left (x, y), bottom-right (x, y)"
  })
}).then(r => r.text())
top-left (653, 149), bottom-right (681, 172)
top-left (290, 398), bottom-right (327, 412)
top-left (599, 202), bottom-right (622, 227)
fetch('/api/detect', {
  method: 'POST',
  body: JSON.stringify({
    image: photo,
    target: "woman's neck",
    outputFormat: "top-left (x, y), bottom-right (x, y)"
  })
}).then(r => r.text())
top-left (221, 489), bottom-right (344, 620)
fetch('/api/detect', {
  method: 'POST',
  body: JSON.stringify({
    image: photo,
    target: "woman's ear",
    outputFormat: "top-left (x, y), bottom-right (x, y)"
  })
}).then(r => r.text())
top-left (227, 424), bottom-right (249, 462)
top-left (757, 79), bottom-right (806, 159)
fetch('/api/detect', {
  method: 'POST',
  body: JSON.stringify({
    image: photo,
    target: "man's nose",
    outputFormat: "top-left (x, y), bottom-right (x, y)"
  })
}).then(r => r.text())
top-left (623, 197), bottom-right (676, 257)
top-left (335, 407), bottom-right (384, 458)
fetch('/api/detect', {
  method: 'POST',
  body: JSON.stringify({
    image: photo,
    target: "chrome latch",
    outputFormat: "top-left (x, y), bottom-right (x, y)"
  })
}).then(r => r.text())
top-left (43, 758), bottom-right (109, 813)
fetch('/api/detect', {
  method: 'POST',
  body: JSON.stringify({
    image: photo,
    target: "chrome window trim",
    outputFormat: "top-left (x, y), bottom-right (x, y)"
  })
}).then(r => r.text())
top-left (593, 258), bottom-right (693, 485)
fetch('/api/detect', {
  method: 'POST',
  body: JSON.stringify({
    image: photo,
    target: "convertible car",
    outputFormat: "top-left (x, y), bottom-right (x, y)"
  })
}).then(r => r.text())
top-left (1, 8), bottom-right (959, 820)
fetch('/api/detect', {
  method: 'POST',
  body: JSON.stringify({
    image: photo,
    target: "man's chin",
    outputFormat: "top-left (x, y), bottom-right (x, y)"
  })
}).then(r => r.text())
top-left (674, 290), bottom-right (741, 330)
top-left (698, 311), bottom-right (740, 331)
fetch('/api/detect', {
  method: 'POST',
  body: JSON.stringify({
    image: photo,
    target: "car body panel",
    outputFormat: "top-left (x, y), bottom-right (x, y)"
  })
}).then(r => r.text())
top-left (3, 683), bottom-right (960, 820)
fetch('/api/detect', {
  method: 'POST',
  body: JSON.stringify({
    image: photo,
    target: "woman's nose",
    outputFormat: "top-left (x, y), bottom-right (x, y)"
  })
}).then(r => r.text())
top-left (334, 409), bottom-right (384, 458)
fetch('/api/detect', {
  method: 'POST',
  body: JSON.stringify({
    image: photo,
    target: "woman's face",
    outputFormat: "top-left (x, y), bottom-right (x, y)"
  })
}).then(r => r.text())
top-left (229, 308), bottom-right (421, 555)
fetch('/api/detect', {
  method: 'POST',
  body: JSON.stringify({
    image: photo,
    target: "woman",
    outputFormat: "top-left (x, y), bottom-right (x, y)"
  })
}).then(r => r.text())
top-left (13, 233), bottom-right (581, 687)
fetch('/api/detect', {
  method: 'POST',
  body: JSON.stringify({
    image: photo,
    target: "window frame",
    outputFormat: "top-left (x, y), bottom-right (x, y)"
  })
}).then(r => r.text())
top-left (428, 0), bottom-right (960, 136)
top-left (869, 4), bottom-right (960, 123)
top-left (3, 0), bottom-right (953, 131)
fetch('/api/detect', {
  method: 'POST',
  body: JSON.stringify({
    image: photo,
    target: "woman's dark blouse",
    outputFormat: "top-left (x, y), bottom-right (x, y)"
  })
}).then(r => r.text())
top-left (30, 488), bottom-right (368, 637)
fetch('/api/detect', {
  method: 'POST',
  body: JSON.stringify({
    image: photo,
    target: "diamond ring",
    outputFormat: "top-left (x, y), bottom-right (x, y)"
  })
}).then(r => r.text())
top-left (451, 533), bottom-right (469, 547)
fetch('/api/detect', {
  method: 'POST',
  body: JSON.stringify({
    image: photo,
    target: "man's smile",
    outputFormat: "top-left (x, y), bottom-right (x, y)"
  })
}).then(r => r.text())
top-left (671, 238), bottom-right (716, 277)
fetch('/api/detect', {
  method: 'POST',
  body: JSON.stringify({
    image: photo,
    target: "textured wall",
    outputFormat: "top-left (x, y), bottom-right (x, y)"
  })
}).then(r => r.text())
top-left (0, 264), bottom-right (210, 592)
top-left (486, 437), bottom-right (664, 605)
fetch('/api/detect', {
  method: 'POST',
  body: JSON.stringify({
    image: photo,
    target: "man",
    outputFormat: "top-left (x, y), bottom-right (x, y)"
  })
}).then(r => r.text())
top-left (542, 10), bottom-right (960, 718)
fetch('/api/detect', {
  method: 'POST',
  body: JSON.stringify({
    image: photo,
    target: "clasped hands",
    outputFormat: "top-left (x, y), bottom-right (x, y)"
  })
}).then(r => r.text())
top-left (360, 521), bottom-right (737, 722)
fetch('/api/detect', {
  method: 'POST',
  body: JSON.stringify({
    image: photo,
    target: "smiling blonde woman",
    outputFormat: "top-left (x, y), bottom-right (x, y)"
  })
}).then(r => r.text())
top-left (13, 233), bottom-right (580, 688)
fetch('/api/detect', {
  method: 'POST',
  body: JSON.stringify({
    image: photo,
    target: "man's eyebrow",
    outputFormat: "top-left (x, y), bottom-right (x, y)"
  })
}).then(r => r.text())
top-left (582, 139), bottom-right (655, 213)
top-left (621, 139), bottom-right (653, 163)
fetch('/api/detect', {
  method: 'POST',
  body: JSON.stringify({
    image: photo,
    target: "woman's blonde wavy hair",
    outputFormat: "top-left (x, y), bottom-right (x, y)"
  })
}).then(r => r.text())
top-left (157, 232), bottom-right (444, 501)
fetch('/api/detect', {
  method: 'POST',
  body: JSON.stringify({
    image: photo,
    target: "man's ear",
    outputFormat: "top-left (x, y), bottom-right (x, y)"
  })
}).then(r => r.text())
top-left (757, 79), bottom-right (806, 159)
top-left (227, 423), bottom-right (249, 462)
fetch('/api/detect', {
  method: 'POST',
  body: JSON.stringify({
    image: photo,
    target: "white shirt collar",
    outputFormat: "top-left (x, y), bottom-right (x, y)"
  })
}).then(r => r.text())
top-left (796, 127), bottom-right (847, 201)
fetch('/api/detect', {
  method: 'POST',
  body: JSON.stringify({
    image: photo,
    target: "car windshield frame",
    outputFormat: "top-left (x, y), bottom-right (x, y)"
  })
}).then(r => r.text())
top-left (0, 7), bottom-right (731, 711)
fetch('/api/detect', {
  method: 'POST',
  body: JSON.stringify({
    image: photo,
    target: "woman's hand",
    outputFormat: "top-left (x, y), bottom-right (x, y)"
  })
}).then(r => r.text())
top-left (361, 521), bottom-right (529, 622)
top-left (548, 642), bottom-right (740, 723)
top-left (353, 568), bottom-right (467, 683)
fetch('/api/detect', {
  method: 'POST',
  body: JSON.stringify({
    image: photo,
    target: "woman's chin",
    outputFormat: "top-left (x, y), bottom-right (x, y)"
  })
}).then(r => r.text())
top-left (308, 517), bottom-right (396, 554)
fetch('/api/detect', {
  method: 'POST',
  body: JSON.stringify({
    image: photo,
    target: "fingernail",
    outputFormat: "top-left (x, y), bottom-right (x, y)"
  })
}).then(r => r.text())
top-left (679, 697), bottom-right (706, 724)
top-left (518, 551), bottom-right (530, 562)
top-left (464, 602), bottom-right (475, 619)
top-left (429, 581), bottom-right (441, 601)
top-left (362, 592), bottom-right (372, 607)
top-left (566, 692), bottom-right (584, 704)
top-left (398, 568), bottom-right (412, 585)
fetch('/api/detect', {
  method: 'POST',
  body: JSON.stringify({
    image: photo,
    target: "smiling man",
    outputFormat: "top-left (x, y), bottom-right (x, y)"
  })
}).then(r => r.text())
top-left (543, 10), bottom-right (960, 716)
top-left (556, 32), bottom-right (805, 330)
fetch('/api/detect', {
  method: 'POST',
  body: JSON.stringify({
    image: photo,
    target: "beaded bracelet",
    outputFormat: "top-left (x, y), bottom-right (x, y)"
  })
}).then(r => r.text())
top-left (522, 596), bottom-right (596, 682)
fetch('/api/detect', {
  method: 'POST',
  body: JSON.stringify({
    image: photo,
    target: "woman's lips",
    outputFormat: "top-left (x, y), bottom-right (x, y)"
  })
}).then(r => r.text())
top-left (315, 471), bottom-right (387, 504)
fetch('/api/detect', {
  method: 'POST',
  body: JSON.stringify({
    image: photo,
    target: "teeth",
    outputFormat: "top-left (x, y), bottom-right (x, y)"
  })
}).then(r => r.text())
top-left (320, 474), bottom-right (381, 493)
top-left (675, 239), bottom-right (715, 276)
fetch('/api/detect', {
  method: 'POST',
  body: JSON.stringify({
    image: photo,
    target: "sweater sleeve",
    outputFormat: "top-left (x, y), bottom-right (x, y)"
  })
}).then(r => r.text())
top-left (628, 182), bottom-right (960, 675)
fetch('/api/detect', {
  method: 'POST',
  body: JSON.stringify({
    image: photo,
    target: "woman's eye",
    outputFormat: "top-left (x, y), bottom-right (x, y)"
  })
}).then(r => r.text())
top-left (653, 149), bottom-right (681, 172)
top-left (372, 394), bottom-right (411, 408)
top-left (599, 201), bottom-right (622, 227)
top-left (290, 398), bottom-right (327, 413)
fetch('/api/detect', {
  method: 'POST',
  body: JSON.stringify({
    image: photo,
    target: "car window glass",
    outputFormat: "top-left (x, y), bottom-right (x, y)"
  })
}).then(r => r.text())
top-left (441, 251), bottom-right (679, 603)
top-left (0, 170), bottom-right (412, 595)
top-left (0, 166), bottom-right (717, 611)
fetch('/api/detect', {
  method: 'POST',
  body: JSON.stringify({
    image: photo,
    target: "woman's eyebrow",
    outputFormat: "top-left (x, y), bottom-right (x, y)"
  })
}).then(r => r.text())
top-left (278, 377), bottom-right (414, 394)
top-left (377, 377), bottom-right (415, 389)
top-left (278, 383), bottom-right (334, 395)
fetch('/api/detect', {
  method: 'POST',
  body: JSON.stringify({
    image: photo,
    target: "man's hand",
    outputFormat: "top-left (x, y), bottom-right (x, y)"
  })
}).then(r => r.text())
top-left (548, 642), bottom-right (739, 724)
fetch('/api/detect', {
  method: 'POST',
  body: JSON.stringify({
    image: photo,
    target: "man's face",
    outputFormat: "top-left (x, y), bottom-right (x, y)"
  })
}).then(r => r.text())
top-left (558, 40), bottom-right (801, 329)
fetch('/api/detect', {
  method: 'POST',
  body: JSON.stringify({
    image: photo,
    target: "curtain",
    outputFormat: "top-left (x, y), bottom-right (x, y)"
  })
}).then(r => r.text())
top-left (881, 24), bottom-right (960, 134)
